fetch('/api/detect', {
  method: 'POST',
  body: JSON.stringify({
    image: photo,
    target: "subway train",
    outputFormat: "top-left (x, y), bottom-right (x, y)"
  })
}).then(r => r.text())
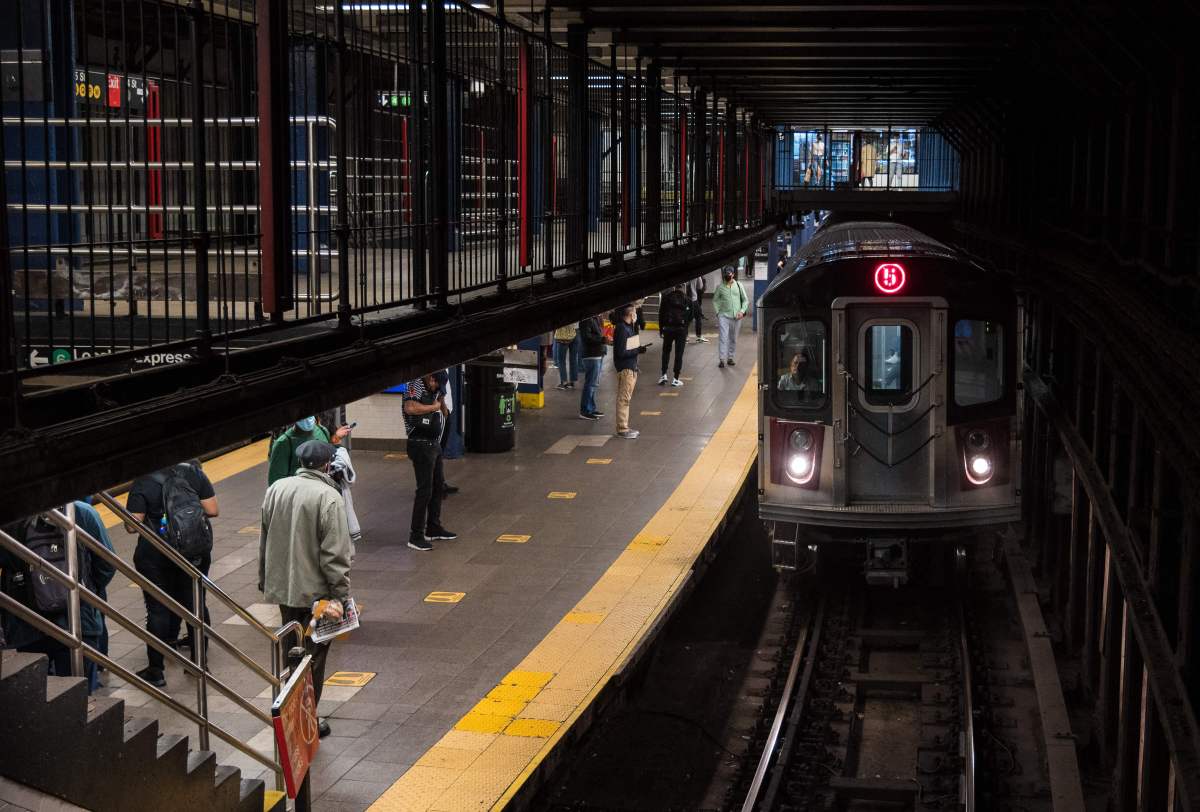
top-left (757, 220), bottom-right (1022, 585)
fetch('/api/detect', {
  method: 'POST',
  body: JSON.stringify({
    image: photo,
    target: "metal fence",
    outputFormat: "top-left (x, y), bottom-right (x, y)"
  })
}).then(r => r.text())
top-left (2, 0), bottom-right (773, 377)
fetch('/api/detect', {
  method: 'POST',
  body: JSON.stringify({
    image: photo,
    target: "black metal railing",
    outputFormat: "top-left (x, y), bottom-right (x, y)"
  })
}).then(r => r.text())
top-left (1, 0), bottom-right (773, 386)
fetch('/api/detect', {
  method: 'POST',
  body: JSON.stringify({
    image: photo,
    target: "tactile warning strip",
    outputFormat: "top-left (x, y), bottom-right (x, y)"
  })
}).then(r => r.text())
top-left (368, 369), bottom-right (759, 812)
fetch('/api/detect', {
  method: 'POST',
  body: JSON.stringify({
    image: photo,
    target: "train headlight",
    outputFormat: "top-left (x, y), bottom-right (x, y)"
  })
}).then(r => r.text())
top-left (966, 429), bottom-right (990, 451)
top-left (965, 454), bottom-right (994, 485)
top-left (789, 428), bottom-right (814, 452)
top-left (785, 428), bottom-right (818, 485)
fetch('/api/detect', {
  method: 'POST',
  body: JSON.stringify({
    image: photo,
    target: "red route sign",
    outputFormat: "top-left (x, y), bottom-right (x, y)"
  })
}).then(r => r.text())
top-left (874, 262), bottom-right (907, 295)
top-left (272, 655), bottom-right (320, 798)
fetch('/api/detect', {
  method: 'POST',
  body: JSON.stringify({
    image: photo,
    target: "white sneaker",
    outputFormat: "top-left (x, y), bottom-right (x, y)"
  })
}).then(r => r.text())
top-left (617, 429), bottom-right (640, 439)
top-left (658, 374), bottom-right (669, 385)
top-left (697, 336), bottom-right (710, 343)
top-left (672, 378), bottom-right (683, 387)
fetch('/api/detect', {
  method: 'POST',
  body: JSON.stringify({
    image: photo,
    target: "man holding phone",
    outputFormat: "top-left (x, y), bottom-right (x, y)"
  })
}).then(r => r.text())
top-left (612, 303), bottom-right (650, 440)
top-left (402, 372), bottom-right (458, 551)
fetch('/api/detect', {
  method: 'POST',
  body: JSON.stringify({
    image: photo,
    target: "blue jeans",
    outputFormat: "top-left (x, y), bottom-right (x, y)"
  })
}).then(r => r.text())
top-left (580, 357), bottom-right (602, 414)
top-left (554, 336), bottom-right (580, 384)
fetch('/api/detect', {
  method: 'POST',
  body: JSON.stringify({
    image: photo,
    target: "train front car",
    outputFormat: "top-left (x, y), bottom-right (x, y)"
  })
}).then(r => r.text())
top-left (758, 221), bottom-right (1021, 585)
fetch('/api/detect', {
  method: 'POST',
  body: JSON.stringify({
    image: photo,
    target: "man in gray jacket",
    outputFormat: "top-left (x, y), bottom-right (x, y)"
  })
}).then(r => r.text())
top-left (259, 440), bottom-right (352, 738)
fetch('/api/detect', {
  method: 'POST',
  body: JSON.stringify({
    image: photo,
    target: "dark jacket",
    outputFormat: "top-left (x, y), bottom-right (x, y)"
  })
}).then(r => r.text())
top-left (613, 321), bottom-right (641, 373)
top-left (659, 289), bottom-right (690, 334)
top-left (579, 316), bottom-right (607, 358)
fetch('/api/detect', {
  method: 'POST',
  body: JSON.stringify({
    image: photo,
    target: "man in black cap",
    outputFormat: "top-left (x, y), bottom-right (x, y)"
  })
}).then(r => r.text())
top-left (403, 372), bottom-right (458, 551)
top-left (259, 440), bottom-right (352, 738)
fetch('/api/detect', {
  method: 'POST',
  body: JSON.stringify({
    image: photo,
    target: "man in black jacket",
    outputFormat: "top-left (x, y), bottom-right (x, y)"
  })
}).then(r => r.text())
top-left (658, 283), bottom-right (690, 387)
top-left (612, 304), bottom-right (649, 439)
top-left (577, 314), bottom-right (608, 420)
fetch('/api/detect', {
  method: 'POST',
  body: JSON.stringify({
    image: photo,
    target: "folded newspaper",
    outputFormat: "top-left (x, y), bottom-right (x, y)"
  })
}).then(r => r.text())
top-left (310, 597), bottom-right (360, 644)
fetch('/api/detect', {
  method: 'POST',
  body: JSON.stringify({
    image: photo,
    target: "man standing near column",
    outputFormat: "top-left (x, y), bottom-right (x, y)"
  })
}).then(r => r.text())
top-left (713, 266), bottom-right (749, 368)
top-left (612, 304), bottom-right (649, 439)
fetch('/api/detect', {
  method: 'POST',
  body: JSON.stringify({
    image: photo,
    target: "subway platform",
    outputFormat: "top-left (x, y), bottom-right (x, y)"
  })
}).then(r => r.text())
top-left (90, 326), bottom-right (758, 812)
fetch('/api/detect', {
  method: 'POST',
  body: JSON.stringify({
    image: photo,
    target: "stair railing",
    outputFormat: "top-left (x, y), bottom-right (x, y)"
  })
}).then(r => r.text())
top-left (0, 497), bottom-right (304, 790)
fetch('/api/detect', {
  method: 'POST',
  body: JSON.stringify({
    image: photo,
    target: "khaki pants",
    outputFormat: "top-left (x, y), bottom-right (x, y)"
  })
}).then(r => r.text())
top-left (616, 369), bottom-right (637, 432)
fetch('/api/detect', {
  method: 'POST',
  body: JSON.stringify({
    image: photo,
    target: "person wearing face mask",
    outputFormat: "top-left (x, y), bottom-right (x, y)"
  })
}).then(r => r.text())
top-left (713, 266), bottom-right (749, 368)
top-left (259, 440), bottom-right (352, 739)
top-left (267, 415), bottom-right (351, 486)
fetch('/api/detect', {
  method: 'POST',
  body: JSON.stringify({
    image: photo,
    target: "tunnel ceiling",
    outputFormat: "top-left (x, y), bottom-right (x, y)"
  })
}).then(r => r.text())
top-left (539, 0), bottom-right (1041, 126)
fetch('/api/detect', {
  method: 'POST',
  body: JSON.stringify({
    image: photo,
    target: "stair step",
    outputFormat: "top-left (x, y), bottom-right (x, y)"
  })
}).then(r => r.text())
top-left (0, 651), bottom-right (49, 694)
top-left (155, 732), bottom-right (190, 777)
top-left (237, 777), bottom-right (266, 812)
top-left (186, 749), bottom-right (218, 786)
top-left (213, 764), bottom-right (242, 810)
top-left (43, 674), bottom-right (88, 722)
top-left (121, 716), bottom-right (160, 763)
top-left (84, 695), bottom-right (126, 744)
top-left (263, 788), bottom-right (288, 812)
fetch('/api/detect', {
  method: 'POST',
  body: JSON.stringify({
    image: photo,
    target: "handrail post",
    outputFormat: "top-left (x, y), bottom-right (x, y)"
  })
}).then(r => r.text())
top-left (193, 576), bottom-right (210, 751)
top-left (65, 502), bottom-right (84, 678)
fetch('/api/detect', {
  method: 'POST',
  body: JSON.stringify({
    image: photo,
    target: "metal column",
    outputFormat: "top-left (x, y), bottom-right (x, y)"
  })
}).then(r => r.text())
top-left (645, 61), bottom-right (661, 250)
top-left (428, 0), bottom-right (449, 309)
top-left (407, 2), bottom-right (428, 304)
top-left (566, 23), bottom-right (590, 269)
top-left (333, 2), bottom-right (351, 327)
top-left (692, 87), bottom-right (707, 237)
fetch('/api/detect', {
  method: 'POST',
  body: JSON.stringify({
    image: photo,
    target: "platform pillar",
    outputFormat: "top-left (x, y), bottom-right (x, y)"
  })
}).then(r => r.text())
top-left (692, 86), bottom-right (707, 237)
top-left (566, 24), bottom-right (590, 271)
top-left (645, 61), bottom-right (661, 249)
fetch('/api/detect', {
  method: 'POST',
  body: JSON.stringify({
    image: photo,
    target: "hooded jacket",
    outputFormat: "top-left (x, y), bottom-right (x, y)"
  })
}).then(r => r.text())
top-left (259, 469), bottom-right (352, 608)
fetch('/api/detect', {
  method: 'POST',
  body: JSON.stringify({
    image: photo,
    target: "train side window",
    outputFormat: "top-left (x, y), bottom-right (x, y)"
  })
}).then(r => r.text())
top-left (863, 323), bottom-right (914, 404)
top-left (773, 320), bottom-right (827, 409)
top-left (953, 319), bottom-right (1004, 406)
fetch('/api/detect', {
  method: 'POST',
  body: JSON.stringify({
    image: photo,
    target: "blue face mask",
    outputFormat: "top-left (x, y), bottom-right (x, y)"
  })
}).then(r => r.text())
top-left (296, 417), bottom-right (316, 432)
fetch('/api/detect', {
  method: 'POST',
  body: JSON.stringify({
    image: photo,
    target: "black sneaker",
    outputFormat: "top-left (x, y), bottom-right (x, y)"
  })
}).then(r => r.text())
top-left (443, 483), bottom-right (460, 495)
top-left (407, 536), bottom-right (433, 551)
top-left (136, 667), bottom-right (166, 688)
top-left (727, 358), bottom-right (736, 366)
top-left (318, 718), bottom-right (332, 738)
top-left (718, 360), bottom-right (725, 368)
top-left (591, 410), bottom-right (606, 418)
top-left (579, 412), bottom-right (600, 421)
top-left (425, 525), bottom-right (458, 541)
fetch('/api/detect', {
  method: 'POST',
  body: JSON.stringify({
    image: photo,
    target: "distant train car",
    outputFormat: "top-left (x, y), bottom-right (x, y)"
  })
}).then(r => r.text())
top-left (758, 221), bottom-right (1022, 584)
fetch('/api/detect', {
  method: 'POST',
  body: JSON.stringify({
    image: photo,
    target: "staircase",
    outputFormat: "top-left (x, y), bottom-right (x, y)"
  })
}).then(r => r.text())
top-left (0, 651), bottom-right (286, 812)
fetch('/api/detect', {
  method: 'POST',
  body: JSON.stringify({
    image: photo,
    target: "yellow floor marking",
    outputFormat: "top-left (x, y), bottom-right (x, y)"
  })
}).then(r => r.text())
top-left (501, 670), bottom-right (554, 689)
top-left (586, 458), bottom-right (612, 465)
top-left (680, 376), bottom-right (694, 381)
top-left (496, 534), bottom-right (531, 543)
top-left (563, 610), bottom-right (606, 625)
top-left (384, 452), bottom-right (408, 460)
top-left (659, 392), bottom-right (680, 397)
top-left (97, 438), bottom-right (271, 529)
top-left (504, 719), bottom-right (560, 738)
top-left (640, 410), bottom-right (662, 416)
top-left (369, 367), bottom-right (760, 812)
top-left (238, 525), bottom-right (259, 535)
top-left (324, 671), bottom-right (376, 688)
top-left (486, 684), bottom-right (541, 703)
top-left (546, 491), bottom-right (577, 500)
top-left (415, 746), bottom-right (482, 772)
top-left (263, 790), bottom-right (286, 811)
top-left (424, 591), bottom-right (466, 604)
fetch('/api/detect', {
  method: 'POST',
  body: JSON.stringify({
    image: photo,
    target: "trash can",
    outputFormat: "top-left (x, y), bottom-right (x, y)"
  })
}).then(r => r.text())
top-left (465, 358), bottom-right (517, 453)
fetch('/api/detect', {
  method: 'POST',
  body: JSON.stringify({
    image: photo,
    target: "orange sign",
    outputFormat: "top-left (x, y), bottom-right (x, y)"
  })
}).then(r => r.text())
top-left (271, 655), bottom-right (320, 798)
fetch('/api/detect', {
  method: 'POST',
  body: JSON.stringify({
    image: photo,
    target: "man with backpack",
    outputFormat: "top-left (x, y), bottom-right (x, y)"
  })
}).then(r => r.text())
top-left (0, 503), bottom-right (115, 690)
top-left (658, 283), bottom-right (691, 387)
top-left (126, 460), bottom-right (219, 688)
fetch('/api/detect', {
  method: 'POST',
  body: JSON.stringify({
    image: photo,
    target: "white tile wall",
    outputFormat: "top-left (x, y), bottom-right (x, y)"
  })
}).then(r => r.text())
top-left (347, 393), bottom-right (407, 440)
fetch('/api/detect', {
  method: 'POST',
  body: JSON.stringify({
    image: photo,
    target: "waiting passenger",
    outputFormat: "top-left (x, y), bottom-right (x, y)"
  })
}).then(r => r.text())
top-left (0, 503), bottom-right (114, 693)
top-left (328, 444), bottom-right (361, 549)
top-left (434, 369), bottom-right (461, 496)
top-left (125, 460), bottom-right (218, 688)
top-left (578, 313), bottom-right (609, 421)
top-left (402, 372), bottom-right (458, 551)
top-left (777, 350), bottom-right (821, 399)
top-left (713, 267), bottom-right (749, 368)
top-left (612, 304), bottom-right (649, 439)
top-left (687, 276), bottom-right (708, 343)
top-left (658, 283), bottom-right (690, 387)
top-left (259, 440), bottom-right (351, 740)
top-left (553, 323), bottom-right (580, 390)
top-left (267, 416), bottom-right (351, 486)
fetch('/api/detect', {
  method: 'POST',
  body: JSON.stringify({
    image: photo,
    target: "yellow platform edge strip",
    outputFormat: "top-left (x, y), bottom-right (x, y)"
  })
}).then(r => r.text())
top-left (368, 368), bottom-right (758, 812)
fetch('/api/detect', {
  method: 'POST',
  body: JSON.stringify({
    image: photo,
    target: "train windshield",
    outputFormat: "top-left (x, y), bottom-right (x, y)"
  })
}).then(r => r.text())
top-left (954, 320), bottom-right (1004, 406)
top-left (773, 320), bottom-right (827, 408)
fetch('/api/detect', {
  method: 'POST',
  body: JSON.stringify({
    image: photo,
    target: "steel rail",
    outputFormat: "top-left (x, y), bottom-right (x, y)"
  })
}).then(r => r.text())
top-left (742, 593), bottom-right (828, 812)
top-left (958, 599), bottom-right (976, 812)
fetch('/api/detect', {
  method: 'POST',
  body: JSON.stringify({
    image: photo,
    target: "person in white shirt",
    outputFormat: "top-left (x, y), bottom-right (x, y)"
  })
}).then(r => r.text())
top-left (434, 369), bottom-right (461, 495)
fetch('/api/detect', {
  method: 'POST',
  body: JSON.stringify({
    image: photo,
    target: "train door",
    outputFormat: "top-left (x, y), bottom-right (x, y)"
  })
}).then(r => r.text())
top-left (831, 298), bottom-right (947, 505)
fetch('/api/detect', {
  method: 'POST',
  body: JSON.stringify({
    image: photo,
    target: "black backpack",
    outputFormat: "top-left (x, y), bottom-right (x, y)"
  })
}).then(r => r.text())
top-left (661, 292), bottom-right (688, 331)
top-left (153, 465), bottom-right (214, 560)
top-left (13, 517), bottom-right (72, 616)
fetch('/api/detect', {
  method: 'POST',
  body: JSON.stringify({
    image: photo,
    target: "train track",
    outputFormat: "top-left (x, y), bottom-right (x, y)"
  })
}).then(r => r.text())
top-left (741, 574), bottom-right (976, 811)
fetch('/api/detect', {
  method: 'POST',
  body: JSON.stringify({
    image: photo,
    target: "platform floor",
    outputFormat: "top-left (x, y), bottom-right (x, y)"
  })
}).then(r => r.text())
top-left (91, 318), bottom-right (759, 812)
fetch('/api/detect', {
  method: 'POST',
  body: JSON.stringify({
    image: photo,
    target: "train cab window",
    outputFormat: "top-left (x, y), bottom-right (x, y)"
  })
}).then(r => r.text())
top-left (773, 320), bottom-right (827, 409)
top-left (953, 320), bottom-right (1004, 406)
top-left (863, 323), bottom-right (914, 405)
